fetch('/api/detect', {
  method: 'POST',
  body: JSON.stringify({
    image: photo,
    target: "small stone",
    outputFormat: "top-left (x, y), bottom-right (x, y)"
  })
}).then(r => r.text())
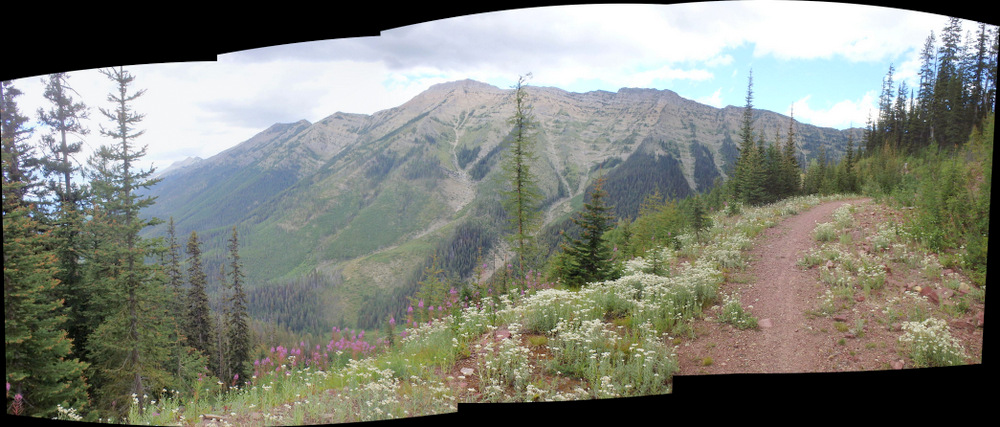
top-left (460, 368), bottom-right (475, 376)
top-left (919, 286), bottom-right (940, 305)
top-left (891, 360), bottom-right (905, 369)
top-left (759, 318), bottom-right (773, 328)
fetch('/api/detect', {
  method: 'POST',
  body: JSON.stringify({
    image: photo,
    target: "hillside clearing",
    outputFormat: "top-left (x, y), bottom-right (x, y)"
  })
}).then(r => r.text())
top-left (160, 196), bottom-right (984, 426)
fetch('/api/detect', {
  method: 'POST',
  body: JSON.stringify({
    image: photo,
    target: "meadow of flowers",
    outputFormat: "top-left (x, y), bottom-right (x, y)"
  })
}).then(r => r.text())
top-left (48, 193), bottom-right (978, 425)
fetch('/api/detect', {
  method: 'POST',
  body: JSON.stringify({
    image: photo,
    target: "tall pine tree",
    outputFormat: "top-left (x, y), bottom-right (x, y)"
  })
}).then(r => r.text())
top-left (36, 72), bottom-right (92, 355)
top-left (732, 70), bottom-right (766, 206)
top-left (82, 67), bottom-right (174, 416)
top-left (500, 74), bottom-right (543, 277)
top-left (184, 230), bottom-right (217, 376)
top-left (225, 226), bottom-right (252, 386)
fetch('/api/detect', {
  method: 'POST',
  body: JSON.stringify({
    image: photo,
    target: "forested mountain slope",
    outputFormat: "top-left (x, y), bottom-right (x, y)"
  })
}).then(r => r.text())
top-left (141, 79), bottom-right (858, 331)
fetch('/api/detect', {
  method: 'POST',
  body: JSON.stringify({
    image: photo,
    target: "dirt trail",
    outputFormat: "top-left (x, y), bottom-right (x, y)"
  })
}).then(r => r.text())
top-left (676, 198), bottom-right (869, 375)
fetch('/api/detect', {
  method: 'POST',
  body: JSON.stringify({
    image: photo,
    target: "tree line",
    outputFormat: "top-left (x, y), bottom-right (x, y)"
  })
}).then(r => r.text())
top-left (3, 69), bottom-right (252, 420)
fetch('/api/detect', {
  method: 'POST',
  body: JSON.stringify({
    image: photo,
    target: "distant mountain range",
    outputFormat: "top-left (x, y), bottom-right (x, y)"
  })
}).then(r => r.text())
top-left (141, 79), bottom-right (860, 331)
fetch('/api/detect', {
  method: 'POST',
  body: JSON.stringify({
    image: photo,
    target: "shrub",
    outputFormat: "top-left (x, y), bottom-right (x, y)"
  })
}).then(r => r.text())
top-left (898, 317), bottom-right (968, 368)
top-left (717, 294), bottom-right (758, 330)
top-left (813, 222), bottom-right (837, 242)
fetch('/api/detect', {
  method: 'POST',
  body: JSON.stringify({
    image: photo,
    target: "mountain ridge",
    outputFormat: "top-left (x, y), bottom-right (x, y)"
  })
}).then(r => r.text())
top-left (141, 78), bottom-right (860, 331)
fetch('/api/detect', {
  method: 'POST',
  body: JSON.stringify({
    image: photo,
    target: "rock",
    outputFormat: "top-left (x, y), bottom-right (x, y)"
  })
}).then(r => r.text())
top-left (495, 329), bottom-right (510, 340)
top-left (460, 368), bottom-right (475, 376)
top-left (957, 282), bottom-right (971, 294)
top-left (891, 360), bottom-right (905, 369)
top-left (833, 314), bottom-right (849, 322)
top-left (759, 318), bottom-right (773, 328)
top-left (976, 311), bottom-right (985, 327)
top-left (919, 286), bottom-right (940, 305)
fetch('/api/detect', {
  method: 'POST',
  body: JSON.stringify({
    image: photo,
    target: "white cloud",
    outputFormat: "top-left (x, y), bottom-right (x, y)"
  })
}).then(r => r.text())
top-left (695, 88), bottom-right (725, 108)
top-left (791, 92), bottom-right (878, 129)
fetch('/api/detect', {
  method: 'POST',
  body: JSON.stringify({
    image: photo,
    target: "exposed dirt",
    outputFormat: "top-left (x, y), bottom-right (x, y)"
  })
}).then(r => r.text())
top-left (672, 198), bottom-right (985, 380)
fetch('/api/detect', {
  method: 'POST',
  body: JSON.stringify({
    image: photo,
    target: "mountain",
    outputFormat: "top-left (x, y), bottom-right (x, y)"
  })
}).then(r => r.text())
top-left (141, 79), bottom-right (859, 332)
top-left (154, 156), bottom-right (203, 178)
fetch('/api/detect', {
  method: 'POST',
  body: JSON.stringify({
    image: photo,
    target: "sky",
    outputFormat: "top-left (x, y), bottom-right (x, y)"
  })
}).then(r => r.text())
top-left (5, 2), bottom-right (994, 176)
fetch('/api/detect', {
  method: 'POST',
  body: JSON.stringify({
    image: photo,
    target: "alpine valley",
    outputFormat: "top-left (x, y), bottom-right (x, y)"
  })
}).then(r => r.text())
top-left (140, 79), bottom-right (859, 334)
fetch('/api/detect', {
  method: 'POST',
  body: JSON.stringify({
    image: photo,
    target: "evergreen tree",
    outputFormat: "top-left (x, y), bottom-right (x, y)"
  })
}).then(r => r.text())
top-left (967, 22), bottom-right (996, 127)
top-left (874, 64), bottom-right (896, 150)
top-left (762, 130), bottom-right (784, 204)
top-left (162, 216), bottom-right (201, 385)
top-left (558, 176), bottom-right (615, 288)
top-left (914, 32), bottom-right (938, 149)
top-left (500, 74), bottom-right (543, 276)
top-left (732, 70), bottom-right (766, 206)
top-left (164, 217), bottom-right (185, 313)
top-left (4, 84), bottom-right (91, 419)
top-left (225, 226), bottom-right (252, 386)
top-left (687, 196), bottom-right (711, 242)
top-left (37, 72), bottom-right (89, 208)
top-left (82, 67), bottom-right (173, 416)
top-left (2, 81), bottom-right (40, 205)
top-left (781, 108), bottom-right (801, 197)
top-left (36, 72), bottom-right (92, 355)
top-left (839, 134), bottom-right (857, 193)
top-left (185, 230), bottom-right (216, 375)
top-left (933, 17), bottom-right (969, 147)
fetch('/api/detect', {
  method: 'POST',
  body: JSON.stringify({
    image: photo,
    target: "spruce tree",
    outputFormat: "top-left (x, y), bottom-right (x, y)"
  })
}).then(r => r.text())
top-left (161, 216), bottom-right (209, 389)
top-left (558, 176), bottom-right (615, 288)
top-left (500, 74), bottom-right (543, 277)
top-left (933, 17), bottom-right (968, 148)
top-left (732, 70), bottom-right (766, 206)
top-left (185, 230), bottom-right (216, 375)
top-left (4, 83), bottom-right (91, 419)
top-left (781, 108), bottom-right (801, 198)
top-left (36, 72), bottom-right (91, 355)
top-left (915, 32), bottom-right (938, 149)
top-left (2, 81), bottom-right (40, 205)
top-left (225, 226), bottom-right (252, 386)
top-left (82, 67), bottom-right (173, 416)
top-left (37, 72), bottom-right (89, 208)
top-left (688, 196), bottom-right (711, 242)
